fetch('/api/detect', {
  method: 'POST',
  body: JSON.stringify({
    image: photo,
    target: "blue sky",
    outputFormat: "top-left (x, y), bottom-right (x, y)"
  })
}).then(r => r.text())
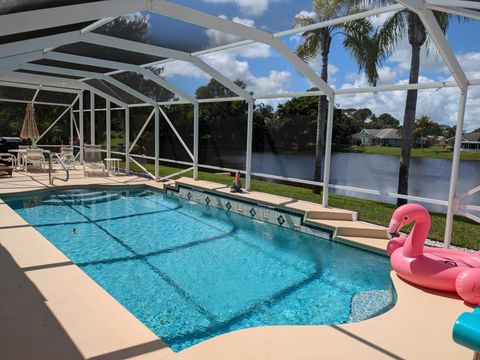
top-left (138, 1), bottom-right (480, 131)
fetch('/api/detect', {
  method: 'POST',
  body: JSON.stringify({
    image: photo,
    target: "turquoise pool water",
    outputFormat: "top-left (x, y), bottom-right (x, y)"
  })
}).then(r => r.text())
top-left (4, 187), bottom-right (395, 351)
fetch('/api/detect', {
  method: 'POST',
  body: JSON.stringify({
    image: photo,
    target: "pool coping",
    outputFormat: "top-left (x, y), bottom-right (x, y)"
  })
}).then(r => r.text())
top-left (0, 176), bottom-right (474, 359)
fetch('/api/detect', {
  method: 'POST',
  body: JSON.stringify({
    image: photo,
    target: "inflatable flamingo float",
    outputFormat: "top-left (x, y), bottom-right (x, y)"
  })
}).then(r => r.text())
top-left (387, 204), bottom-right (480, 305)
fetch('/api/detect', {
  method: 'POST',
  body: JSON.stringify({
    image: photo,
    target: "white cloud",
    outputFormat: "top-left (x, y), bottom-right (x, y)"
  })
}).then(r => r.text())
top-left (202, 0), bottom-right (270, 16)
top-left (295, 10), bottom-right (316, 19)
top-left (250, 70), bottom-right (291, 95)
top-left (201, 52), bottom-right (251, 80)
top-left (200, 51), bottom-right (291, 95)
top-left (303, 57), bottom-right (339, 86)
top-left (161, 47), bottom-right (290, 98)
top-left (329, 64), bottom-right (339, 76)
top-left (206, 15), bottom-right (254, 47)
top-left (378, 66), bottom-right (398, 84)
top-left (386, 34), bottom-right (448, 75)
top-left (205, 15), bottom-right (273, 59)
top-left (234, 43), bottom-right (272, 58)
top-left (205, 15), bottom-right (272, 59)
top-left (161, 61), bottom-right (209, 79)
top-left (369, 11), bottom-right (395, 28)
top-left (368, 12), bottom-right (452, 76)
top-left (337, 70), bottom-right (480, 132)
top-left (288, 33), bottom-right (302, 45)
top-left (457, 52), bottom-right (480, 78)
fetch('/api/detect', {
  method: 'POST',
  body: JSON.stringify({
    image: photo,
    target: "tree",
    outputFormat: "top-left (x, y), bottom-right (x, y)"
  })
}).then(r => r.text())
top-left (194, 79), bottom-right (248, 166)
top-left (414, 115), bottom-right (442, 150)
top-left (332, 109), bottom-right (362, 147)
top-left (252, 103), bottom-right (277, 153)
top-left (358, 4), bottom-right (452, 206)
top-left (294, 1), bottom-right (373, 193)
top-left (441, 124), bottom-right (456, 139)
top-left (276, 95), bottom-right (319, 151)
top-left (366, 113), bottom-right (400, 129)
top-left (275, 97), bottom-right (362, 150)
top-left (343, 108), bottom-right (373, 127)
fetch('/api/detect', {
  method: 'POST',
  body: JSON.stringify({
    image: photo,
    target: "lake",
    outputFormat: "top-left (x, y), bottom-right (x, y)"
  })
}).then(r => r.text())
top-left (203, 151), bottom-right (480, 213)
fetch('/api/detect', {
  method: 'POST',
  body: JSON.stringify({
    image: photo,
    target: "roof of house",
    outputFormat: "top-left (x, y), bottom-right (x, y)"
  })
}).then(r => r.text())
top-left (446, 131), bottom-right (480, 143)
top-left (464, 132), bottom-right (480, 142)
top-left (376, 128), bottom-right (402, 139)
top-left (352, 128), bottom-right (401, 140)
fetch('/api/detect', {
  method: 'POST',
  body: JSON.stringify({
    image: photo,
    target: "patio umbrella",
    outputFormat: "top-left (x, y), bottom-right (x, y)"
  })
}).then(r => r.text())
top-left (20, 103), bottom-right (39, 140)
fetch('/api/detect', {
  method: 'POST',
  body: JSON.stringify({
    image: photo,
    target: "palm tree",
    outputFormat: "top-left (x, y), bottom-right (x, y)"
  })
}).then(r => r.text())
top-left (294, 0), bottom-right (373, 194)
top-left (415, 115), bottom-right (436, 151)
top-left (357, 5), bottom-right (450, 206)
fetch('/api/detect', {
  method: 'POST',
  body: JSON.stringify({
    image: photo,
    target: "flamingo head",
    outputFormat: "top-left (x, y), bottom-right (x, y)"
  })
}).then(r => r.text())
top-left (388, 204), bottom-right (430, 237)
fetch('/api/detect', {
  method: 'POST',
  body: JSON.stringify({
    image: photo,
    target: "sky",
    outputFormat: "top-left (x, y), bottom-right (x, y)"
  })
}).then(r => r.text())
top-left (137, 0), bottom-right (480, 132)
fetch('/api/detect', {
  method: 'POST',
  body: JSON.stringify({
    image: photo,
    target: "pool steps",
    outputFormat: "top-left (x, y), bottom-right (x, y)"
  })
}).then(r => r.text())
top-left (309, 219), bottom-right (389, 239)
top-left (42, 192), bottom-right (121, 206)
top-left (172, 177), bottom-right (390, 251)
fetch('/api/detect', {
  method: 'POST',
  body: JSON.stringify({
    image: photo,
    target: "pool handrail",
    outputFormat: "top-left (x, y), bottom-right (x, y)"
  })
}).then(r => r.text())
top-left (49, 153), bottom-right (69, 185)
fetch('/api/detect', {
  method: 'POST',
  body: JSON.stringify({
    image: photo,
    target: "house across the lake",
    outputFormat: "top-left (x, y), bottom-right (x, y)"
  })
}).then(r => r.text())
top-left (446, 131), bottom-right (480, 152)
top-left (352, 128), bottom-right (402, 147)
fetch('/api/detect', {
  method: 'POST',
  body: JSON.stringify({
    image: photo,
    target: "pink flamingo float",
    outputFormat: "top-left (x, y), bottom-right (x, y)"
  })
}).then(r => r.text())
top-left (387, 204), bottom-right (480, 305)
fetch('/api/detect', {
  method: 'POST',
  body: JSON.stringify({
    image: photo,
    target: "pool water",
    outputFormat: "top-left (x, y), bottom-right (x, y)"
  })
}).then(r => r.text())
top-left (4, 187), bottom-right (395, 351)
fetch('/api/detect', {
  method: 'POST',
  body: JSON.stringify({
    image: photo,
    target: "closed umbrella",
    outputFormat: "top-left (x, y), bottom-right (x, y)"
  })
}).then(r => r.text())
top-left (20, 103), bottom-right (39, 141)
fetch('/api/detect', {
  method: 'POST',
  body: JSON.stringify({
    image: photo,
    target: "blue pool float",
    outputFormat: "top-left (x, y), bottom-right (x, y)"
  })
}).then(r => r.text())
top-left (453, 306), bottom-right (480, 353)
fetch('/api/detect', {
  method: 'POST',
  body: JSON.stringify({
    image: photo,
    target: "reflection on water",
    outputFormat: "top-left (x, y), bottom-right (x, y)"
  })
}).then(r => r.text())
top-left (207, 151), bottom-right (480, 213)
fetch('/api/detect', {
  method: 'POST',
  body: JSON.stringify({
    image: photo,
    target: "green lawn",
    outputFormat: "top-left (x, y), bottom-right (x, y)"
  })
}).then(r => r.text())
top-left (124, 161), bottom-right (479, 250)
top-left (346, 145), bottom-right (480, 161)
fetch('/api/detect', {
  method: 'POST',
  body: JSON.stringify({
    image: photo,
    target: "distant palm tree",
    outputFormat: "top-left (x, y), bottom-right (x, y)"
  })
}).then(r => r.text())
top-left (357, 4), bottom-right (451, 206)
top-left (294, 0), bottom-right (374, 194)
top-left (415, 115), bottom-right (435, 151)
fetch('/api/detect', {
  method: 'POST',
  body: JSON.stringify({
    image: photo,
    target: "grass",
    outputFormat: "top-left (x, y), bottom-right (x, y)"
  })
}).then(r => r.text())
top-left (346, 145), bottom-right (480, 161)
top-left (124, 161), bottom-right (480, 250)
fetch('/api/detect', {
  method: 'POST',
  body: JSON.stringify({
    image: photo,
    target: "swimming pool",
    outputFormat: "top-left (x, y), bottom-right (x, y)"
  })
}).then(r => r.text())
top-left (4, 187), bottom-right (395, 351)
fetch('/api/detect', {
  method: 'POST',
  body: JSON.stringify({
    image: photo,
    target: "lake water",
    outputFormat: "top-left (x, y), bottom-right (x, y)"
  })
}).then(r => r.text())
top-left (207, 152), bottom-right (479, 213)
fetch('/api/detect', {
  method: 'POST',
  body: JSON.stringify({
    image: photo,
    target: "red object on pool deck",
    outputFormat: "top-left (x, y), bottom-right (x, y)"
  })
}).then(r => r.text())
top-left (235, 172), bottom-right (240, 184)
top-left (387, 204), bottom-right (480, 305)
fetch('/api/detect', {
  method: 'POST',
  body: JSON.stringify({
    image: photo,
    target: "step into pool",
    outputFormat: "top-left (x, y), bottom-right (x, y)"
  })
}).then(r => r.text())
top-left (4, 187), bottom-right (395, 351)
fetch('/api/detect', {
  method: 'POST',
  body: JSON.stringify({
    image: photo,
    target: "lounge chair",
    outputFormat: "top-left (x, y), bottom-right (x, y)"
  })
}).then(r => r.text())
top-left (0, 164), bottom-right (13, 177)
top-left (83, 144), bottom-right (106, 177)
top-left (24, 149), bottom-right (46, 172)
top-left (59, 147), bottom-right (75, 169)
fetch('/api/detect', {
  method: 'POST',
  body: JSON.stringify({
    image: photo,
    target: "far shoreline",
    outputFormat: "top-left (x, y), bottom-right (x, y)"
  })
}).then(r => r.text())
top-left (338, 145), bottom-right (480, 161)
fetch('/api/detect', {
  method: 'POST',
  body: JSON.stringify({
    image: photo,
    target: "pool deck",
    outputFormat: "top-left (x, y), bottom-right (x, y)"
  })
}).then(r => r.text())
top-left (0, 171), bottom-right (474, 359)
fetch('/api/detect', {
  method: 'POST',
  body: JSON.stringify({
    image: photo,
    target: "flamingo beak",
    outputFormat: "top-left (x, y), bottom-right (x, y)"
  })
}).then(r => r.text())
top-left (388, 219), bottom-right (402, 237)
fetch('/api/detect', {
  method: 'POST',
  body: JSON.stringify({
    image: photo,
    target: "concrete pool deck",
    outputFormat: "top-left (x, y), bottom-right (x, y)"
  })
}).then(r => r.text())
top-left (0, 171), bottom-right (474, 359)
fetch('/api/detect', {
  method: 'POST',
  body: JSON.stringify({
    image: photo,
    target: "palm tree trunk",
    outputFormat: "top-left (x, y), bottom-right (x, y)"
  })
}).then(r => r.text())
top-left (397, 42), bottom-right (421, 206)
top-left (313, 49), bottom-right (329, 194)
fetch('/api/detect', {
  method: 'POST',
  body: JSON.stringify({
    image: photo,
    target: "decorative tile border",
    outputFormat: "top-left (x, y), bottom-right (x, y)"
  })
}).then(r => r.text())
top-left (166, 185), bottom-right (332, 240)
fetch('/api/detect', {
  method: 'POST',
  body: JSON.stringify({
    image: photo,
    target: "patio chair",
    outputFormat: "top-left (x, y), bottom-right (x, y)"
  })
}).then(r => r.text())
top-left (83, 144), bottom-right (106, 177)
top-left (59, 147), bottom-right (75, 169)
top-left (24, 149), bottom-right (46, 172)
